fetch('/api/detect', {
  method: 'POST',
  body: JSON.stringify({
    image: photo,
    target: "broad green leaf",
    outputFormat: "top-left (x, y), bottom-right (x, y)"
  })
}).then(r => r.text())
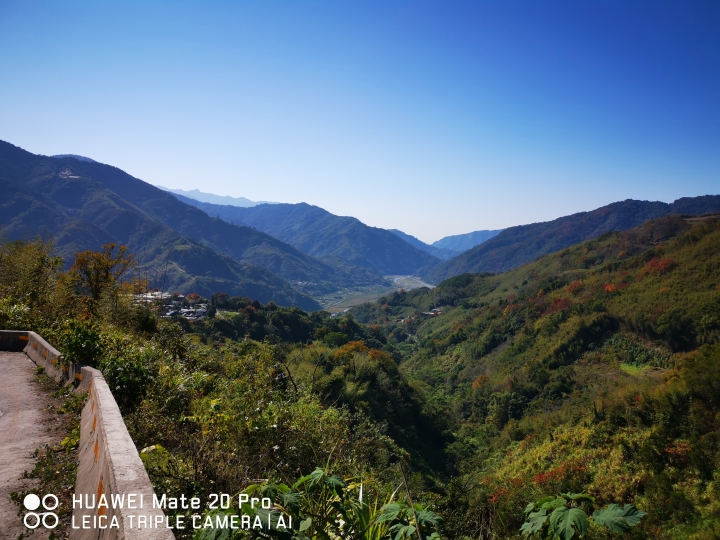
top-left (280, 491), bottom-right (302, 512)
top-left (520, 509), bottom-right (548, 536)
top-left (307, 468), bottom-right (326, 489)
top-left (563, 493), bottom-right (595, 504)
top-left (325, 474), bottom-right (345, 495)
top-left (262, 484), bottom-right (279, 500)
top-left (593, 504), bottom-right (647, 532)
top-left (292, 474), bottom-right (312, 489)
top-left (376, 503), bottom-right (402, 523)
top-left (299, 517), bottom-right (312, 532)
top-left (541, 497), bottom-right (567, 511)
top-left (416, 509), bottom-right (442, 527)
top-left (549, 506), bottom-right (589, 540)
top-left (524, 502), bottom-right (536, 515)
top-left (393, 524), bottom-right (416, 540)
top-left (244, 483), bottom-right (262, 494)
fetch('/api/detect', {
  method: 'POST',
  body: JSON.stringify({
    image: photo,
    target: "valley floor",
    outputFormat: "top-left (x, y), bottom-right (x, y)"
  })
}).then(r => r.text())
top-left (320, 275), bottom-right (434, 313)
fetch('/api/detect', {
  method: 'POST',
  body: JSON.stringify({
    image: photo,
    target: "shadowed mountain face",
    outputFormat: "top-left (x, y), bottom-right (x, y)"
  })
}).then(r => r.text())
top-left (422, 197), bottom-right (720, 283)
top-left (0, 140), bottom-right (392, 310)
top-left (170, 196), bottom-right (441, 276)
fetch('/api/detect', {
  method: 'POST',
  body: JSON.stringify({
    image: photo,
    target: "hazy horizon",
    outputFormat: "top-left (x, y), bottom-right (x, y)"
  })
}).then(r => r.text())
top-left (1, 1), bottom-right (719, 243)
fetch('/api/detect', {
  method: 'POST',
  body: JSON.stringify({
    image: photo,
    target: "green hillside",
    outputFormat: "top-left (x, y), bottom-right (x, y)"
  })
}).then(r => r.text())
top-left (352, 214), bottom-right (720, 538)
top-left (172, 196), bottom-right (442, 275)
top-left (423, 197), bottom-right (720, 284)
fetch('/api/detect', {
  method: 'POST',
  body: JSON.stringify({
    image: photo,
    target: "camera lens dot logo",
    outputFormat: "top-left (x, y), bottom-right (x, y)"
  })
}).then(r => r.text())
top-left (23, 494), bottom-right (59, 529)
top-left (23, 494), bottom-right (41, 511)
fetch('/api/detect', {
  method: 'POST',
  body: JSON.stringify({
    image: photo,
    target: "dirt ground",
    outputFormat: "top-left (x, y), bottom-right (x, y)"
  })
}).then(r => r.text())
top-left (0, 352), bottom-right (65, 540)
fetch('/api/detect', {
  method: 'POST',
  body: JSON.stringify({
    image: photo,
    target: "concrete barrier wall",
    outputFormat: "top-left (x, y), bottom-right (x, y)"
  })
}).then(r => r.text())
top-left (73, 366), bottom-right (174, 540)
top-left (0, 330), bottom-right (174, 540)
top-left (0, 329), bottom-right (32, 352)
top-left (25, 331), bottom-right (76, 383)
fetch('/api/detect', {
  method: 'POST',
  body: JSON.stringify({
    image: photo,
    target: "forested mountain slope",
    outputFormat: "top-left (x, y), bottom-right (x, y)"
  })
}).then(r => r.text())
top-left (0, 140), bottom-right (338, 308)
top-left (351, 214), bottom-right (720, 538)
top-left (172, 195), bottom-right (441, 276)
top-left (53, 155), bottom-right (382, 294)
top-left (423, 197), bottom-right (720, 283)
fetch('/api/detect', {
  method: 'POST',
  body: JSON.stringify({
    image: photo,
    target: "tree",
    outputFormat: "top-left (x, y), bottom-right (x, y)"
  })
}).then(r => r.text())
top-left (0, 237), bottom-right (63, 307)
top-left (71, 243), bottom-right (135, 302)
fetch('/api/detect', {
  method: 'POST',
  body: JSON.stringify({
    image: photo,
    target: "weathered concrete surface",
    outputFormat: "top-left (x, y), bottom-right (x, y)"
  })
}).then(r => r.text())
top-left (72, 367), bottom-right (174, 540)
top-left (0, 352), bottom-right (62, 540)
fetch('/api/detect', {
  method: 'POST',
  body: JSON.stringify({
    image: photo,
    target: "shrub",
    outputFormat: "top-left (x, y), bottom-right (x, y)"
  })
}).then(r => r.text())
top-left (640, 257), bottom-right (677, 277)
top-left (57, 320), bottom-right (104, 367)
top-left (100, 345), bottom-right (156, 411)
top-left (0, 298), bottom-right (31, 330)
top-left (567, 282), bottom-right (584, 295)
top-left (324, 331), bottom-right (349, 347)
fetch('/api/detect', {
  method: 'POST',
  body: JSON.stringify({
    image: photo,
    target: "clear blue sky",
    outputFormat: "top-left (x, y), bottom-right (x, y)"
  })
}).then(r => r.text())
top-left (1, 1), bottom-right (718, 243)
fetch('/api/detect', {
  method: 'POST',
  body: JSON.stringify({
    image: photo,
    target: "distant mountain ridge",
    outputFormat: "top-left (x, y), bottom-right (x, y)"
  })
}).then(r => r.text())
top-left (422, 196), bottom-right (720, 283)
top-left (170, 195), bottom-right (441, 276)
top-left (388, 229), bottom-right (460, 260)
top-left (173, 188), bottom-right (502, 262)
top-left (156, 186), bottom-right (275, 207)
top-left (432, 229), bottom-right (502, 252)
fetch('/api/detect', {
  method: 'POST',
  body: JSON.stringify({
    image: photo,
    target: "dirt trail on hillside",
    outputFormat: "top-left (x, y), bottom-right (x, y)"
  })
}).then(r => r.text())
top-left (0, 352), bottom-right (62, 539)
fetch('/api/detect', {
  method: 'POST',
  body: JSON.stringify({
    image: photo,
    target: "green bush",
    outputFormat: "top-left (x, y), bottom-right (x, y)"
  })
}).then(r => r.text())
top-left (57, 320), bottom-right (104, 367)
top-left (99, 335), bottom-right (158, 411)
top-left (324, 331), bottom-right (348, 347)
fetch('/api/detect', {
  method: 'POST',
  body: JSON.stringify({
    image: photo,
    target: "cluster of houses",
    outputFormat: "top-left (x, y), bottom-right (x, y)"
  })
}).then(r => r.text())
top-left (134, 291), bottom-right (209, 321)
top-left (395, 308), bottom-right (442, 324)
top-left (165, 305), bottom-right (208, 320)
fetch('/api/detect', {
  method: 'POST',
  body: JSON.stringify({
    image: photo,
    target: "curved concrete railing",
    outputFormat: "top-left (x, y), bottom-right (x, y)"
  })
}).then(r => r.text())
top-left (0, 330), bottom-right (174, 540)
